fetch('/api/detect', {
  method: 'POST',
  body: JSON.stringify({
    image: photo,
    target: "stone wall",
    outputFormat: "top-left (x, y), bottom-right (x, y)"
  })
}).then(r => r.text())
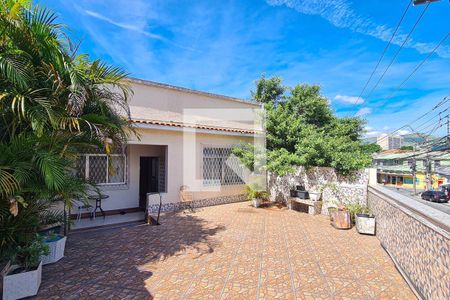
top-left (368, 185), bottom-right (450, 299)
top-left (268, 167), bottom-right (369, 214)
top-left (148, 194), bottom-right (246, 213)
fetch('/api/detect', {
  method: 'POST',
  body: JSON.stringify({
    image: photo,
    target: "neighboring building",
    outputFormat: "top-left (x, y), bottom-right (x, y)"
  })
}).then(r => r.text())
top-left (376, 134), bottom-right (403, 150)
top-left (74, 78), bottom-right (263, 217)
top-left (373, 150), bottom-right (450, 190)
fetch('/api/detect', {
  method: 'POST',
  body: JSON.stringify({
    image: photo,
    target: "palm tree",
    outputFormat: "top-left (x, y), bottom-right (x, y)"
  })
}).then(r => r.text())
top-left (0, 0), bottom-right (136, 258)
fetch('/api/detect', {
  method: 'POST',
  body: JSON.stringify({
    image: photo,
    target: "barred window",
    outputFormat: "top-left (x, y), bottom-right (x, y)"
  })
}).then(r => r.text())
top-left (75, 154), bottom-right (126, 185)
top-left (202, 147), bottom-right (244, 186)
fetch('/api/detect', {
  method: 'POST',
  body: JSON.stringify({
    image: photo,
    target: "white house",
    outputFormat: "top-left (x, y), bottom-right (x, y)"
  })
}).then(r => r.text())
top-left (73, 78), bottom-right (263, 221)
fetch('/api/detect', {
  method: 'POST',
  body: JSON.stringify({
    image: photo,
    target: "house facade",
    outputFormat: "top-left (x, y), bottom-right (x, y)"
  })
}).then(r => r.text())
top-left (373, 150), bottom-right (450, 190)
top-left (76, 78), bottom-right (263, 216)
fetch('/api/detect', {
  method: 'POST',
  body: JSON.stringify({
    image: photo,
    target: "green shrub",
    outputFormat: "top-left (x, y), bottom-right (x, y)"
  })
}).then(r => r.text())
top-left (12, 235), bottom-right (49, 272)
top-left (345, 203), bottom-right (369, 224)
top-left (245, 185), bottom-right (269, 200)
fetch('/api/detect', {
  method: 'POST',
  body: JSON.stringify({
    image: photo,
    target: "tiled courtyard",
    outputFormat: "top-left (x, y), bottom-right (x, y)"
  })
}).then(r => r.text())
top-left (36, 202), bottom-right (415, 299)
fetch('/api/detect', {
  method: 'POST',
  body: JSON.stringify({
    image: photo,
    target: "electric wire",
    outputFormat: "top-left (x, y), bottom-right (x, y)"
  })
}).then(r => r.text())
top-left (354, 0), bottom-right (413, 106)
top-left (362, 3), bottom-right (431, 104)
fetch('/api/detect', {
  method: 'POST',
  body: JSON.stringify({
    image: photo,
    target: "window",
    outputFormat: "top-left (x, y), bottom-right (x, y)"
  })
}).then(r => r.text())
top-left (435, 160), bottom-right (441, 167)
top-left (76, 154), bottom-right (126, 185)
top-left (202, 147), bottom-right (244, 186)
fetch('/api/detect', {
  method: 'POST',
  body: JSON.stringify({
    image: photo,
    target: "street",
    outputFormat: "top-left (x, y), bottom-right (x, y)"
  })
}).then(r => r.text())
top-left (384, 186), bottom-right (450, 216)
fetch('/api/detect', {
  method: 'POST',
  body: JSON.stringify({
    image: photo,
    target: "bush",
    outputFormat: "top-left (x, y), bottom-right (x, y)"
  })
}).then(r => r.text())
top-left (12, 235), bottom-right (49, 272)
top-left (345, 203), bottom-right (369, 224)
top-left (245, 184), bottom-right (269, 200)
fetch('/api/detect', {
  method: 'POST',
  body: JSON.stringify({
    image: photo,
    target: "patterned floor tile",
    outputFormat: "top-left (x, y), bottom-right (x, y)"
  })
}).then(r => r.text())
top-left (33, 202), bottom-right (414, 299)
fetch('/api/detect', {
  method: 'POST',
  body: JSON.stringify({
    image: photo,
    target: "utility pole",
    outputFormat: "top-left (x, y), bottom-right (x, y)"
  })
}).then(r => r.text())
top-left (447, 114), bottom-right (449, 146)
top-left (411, 144), bottom-right (417, 195)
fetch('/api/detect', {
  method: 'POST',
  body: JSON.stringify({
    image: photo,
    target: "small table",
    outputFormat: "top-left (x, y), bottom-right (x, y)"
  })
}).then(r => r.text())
top-left (88, 194), bottom-right (109, 219)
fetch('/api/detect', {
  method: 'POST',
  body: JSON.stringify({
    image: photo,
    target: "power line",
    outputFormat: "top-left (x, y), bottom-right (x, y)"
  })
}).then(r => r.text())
top-left (362, 2), bottom-right (431, 103)
top-left (379, 32), bottom-right (450, 106)
top-left (354, 0), bottom-right (413, 106)
top-left (373, 93), bottom-right (449, 144)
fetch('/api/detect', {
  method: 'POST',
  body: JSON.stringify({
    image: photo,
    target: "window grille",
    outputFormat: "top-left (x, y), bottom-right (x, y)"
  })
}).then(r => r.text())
top-left (202, 147), bottom-right (244, 186)
top-left (76, 154), bottom-right (126, 185)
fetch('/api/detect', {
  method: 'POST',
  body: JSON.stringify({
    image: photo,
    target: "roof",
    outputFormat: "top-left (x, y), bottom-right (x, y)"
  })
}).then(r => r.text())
top-left (373, 152), bottom-right (415, 160)
top-left (125, 77), bottom-right (261, 107)
top-left (374, 150), bottom-right (450, 160)
top-left (129, 106), bottom-right (262, 135)
top-left (377, 164), bottom-right (425, 174)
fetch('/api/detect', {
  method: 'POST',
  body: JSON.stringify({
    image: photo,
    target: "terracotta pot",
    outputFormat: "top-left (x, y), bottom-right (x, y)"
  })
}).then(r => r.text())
top-left (328, 207), bottom-right (337, 220)
top-left (331, 209), bottom-right (352, 229)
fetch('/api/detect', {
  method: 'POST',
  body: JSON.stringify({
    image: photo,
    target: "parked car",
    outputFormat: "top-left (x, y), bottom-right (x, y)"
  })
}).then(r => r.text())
top-left (438, 184), bottom-right (450, 199)
top-left (421, 190), bottom-right (448, 203)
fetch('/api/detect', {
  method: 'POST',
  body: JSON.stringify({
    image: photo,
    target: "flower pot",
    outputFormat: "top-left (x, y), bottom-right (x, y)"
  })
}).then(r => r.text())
top-left (41, 236), bottom-right (67, 265)
top-left (331, 209), bottom-right (352, 229)
top-left (355, 214), bottom-right (376, 235)
top-left (252, 198), bottom-right (262, 208)
top-left (38, 223), bottom-right (62, 236)
top-left (3, 261), bottom-right (42, 300)
top-left (309, 192), bottom-right (321, 201)
top-left (327, 207), bottom-right (337, 220)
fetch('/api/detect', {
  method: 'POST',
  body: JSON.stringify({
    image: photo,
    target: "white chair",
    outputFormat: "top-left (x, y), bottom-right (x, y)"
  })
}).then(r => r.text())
top-left (74, 200), bottom-right (94, 221)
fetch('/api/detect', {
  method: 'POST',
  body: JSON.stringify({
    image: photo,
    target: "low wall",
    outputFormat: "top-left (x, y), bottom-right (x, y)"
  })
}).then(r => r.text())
top-left (268, 167), bottom-right (369, 214)
top-left (148, 194), bottom-right (246, 213)
top-left (368, 185), bottom-right (450, 299)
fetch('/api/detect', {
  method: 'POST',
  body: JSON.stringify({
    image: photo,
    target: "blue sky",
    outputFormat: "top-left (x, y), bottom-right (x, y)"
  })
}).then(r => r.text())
top-left (39, 0), bottom-right (450, 137)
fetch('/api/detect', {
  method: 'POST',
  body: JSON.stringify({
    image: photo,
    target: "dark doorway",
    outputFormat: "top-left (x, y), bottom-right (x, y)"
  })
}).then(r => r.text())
top-left (139, 157), bottom-right (159, 209)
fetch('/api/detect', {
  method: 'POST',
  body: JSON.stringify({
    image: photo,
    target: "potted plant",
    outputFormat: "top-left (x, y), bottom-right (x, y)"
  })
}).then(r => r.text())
top-left (321, 183), bottom-right (351, 229)
top-left (330, 206), bottom-right (352, 229)
top-left (246, 185), bottom-right (268, 208)
top-left (38, 210), bottom-right (66, 264)
top-left (355, 208), bottom-right (376, 235)
top-left (308, 191), bottom-right (322, 201)
top-left (3, 235), bottom-right (49, 300)
top-left (40, 232), bottom-right (67, 265)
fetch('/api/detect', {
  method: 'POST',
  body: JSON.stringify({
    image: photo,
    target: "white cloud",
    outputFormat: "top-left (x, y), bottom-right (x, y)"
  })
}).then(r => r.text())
top-left (84, 9), bottom-right (197, 52)
top-left (398, 129), bottom-right (411, 135)
top-left (266, 0), bottom-right (450, 58)
top-left (334, 94), bottom-right (364, 104)
top-left (356, 107), bottom-right (372, 117)
top-left (383, 126), bottom-right (390, 130)
top-left (364, 126), bottom-right (373, 131)
top-left (366, 130), bottom-right (380, 137)
top-left (84, 10), bottom-right (165, 41)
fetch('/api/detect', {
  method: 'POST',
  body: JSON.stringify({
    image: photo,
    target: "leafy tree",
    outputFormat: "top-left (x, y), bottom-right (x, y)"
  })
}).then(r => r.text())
top-left (251, 74), bottom-right (285, 104)
top-left (362, 143), bottom-right (382, 154)
top-left (400, 145), bottom-right (413, 151)
top-left (0, 1), bottom-right (134, 259)
top-left (234, 76), bottom-right (372, 176)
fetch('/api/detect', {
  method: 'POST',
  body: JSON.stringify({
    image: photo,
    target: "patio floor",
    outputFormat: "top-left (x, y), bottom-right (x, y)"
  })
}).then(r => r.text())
top-left (35, 202), bottom-right (415, 299)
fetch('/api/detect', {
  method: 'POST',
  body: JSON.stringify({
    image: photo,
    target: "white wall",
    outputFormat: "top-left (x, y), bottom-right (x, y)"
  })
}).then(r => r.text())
top-left (98, 144), bottom-right (165, 211)
top-left (99, 127), bottom-right (253, 211)
top-left (128, 81), bottom-right (259, 112)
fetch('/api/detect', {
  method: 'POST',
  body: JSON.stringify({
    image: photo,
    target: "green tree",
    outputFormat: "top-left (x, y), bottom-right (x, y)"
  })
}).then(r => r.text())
top-left (0, 1), bottom-right (135, 259)
top-left (362, 143), bottom-right (382, 154)
top-left (234, 75), bottom-right (372, 176)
